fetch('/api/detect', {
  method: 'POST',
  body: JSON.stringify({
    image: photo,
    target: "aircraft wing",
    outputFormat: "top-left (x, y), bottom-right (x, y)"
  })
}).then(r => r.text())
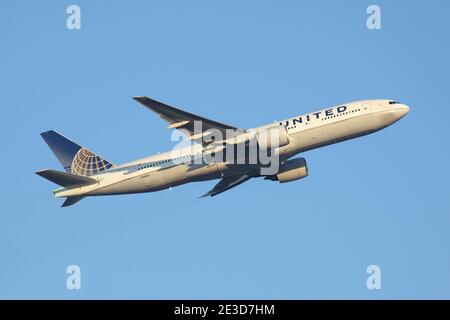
top-left (201, 174), bottom-right (252, 198)
top-left (133, 96), bottom-right (243, 139)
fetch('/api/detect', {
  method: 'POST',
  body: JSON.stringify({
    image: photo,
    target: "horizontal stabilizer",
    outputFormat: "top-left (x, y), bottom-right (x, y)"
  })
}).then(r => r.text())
top-left (61, 196), bottom-right (84, 207)
top-left (36, 169), bottom-right (97, 189)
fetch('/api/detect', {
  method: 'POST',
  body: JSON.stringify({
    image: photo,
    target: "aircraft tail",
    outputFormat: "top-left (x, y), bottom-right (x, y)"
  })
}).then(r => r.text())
top-left (35, 169), bottom-right (98, 189)
top-left (40, 130), bottom-right (113, 176)
top-left (35, 169), bottom-right (96, 207)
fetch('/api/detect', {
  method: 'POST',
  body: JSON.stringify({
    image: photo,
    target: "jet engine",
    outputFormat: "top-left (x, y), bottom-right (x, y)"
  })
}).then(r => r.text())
top-left (254, 124), bottom-right (290, 150)
top-left (265, 157), bottom-right (308, 183)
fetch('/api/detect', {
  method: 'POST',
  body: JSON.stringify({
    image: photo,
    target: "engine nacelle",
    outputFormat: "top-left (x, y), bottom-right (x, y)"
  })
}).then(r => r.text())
top-left (266, 158), bottom-right (309, 183)
top-left (255, 124), bottom-right (290, 150)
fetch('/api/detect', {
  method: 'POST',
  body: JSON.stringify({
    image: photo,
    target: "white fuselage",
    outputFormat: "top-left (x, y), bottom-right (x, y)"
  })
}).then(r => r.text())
top-left (54, 99), bottom-right (409, 198)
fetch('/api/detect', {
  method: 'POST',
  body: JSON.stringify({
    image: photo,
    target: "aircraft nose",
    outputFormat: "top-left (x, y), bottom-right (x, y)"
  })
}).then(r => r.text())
top-left (378, 103), bottom-right (410, 127)
top-left (394, 104), bottom-right (410, 119)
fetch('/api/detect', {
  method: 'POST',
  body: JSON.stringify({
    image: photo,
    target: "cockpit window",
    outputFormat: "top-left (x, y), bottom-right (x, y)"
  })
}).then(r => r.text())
top-left (389, 101), bottom-right (400, 105)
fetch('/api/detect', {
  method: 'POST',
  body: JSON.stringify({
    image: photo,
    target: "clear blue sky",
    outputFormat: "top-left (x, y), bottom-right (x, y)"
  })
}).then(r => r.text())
top-left (1, 0), bottom-right (449, 299)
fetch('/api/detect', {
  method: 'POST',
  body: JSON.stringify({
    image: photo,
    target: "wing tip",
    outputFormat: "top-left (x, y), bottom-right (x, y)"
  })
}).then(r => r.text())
top-left (132, 96), bottom-right (147, 101)
top-left (61, 196), bottom-right (84, 207)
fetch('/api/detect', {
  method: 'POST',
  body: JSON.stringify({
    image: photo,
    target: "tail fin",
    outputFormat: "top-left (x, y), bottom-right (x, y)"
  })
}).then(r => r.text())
top-left (36, 169), bottom-right (97, 189)
top-left (40, 130), bottom-right (113, 176)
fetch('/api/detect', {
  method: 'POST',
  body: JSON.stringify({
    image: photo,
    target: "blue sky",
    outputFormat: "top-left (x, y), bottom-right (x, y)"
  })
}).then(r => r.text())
top-left (1, 0), bottom-right (449, 299)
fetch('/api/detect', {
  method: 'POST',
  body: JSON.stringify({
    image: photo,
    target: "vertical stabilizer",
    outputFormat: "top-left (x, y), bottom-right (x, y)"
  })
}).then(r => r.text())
top-left (40, 130), bottom-right (113, 176)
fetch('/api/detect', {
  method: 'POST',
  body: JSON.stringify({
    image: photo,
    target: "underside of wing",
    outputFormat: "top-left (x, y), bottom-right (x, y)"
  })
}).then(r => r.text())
top-left (201, 174), bottom-right (252, 198)
top-left (133, 96), bottom-right (243, 140)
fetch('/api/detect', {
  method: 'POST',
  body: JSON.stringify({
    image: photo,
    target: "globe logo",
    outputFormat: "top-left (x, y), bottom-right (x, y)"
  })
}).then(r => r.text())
top-left (71, 148), bottom-right (112, 176)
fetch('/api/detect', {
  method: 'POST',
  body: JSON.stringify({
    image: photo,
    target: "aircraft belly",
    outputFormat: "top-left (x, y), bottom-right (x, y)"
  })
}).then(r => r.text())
top-left (185, 163), bottom-right (222, 182)
top-left (146, 165), bottom-right (190, 190)
top-left (89, 165), bottom-right (190, 195)
top-left (88, 177), bottom-right (150, 195)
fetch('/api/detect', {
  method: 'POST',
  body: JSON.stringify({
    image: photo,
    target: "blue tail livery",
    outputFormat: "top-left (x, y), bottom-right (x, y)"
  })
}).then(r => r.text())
top-left (40, 130), bottom-right (113, 176)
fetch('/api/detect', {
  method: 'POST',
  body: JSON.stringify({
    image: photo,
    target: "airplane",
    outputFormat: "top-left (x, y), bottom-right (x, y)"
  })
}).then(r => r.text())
top-left (36, 97), bottom-right (409, 207)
